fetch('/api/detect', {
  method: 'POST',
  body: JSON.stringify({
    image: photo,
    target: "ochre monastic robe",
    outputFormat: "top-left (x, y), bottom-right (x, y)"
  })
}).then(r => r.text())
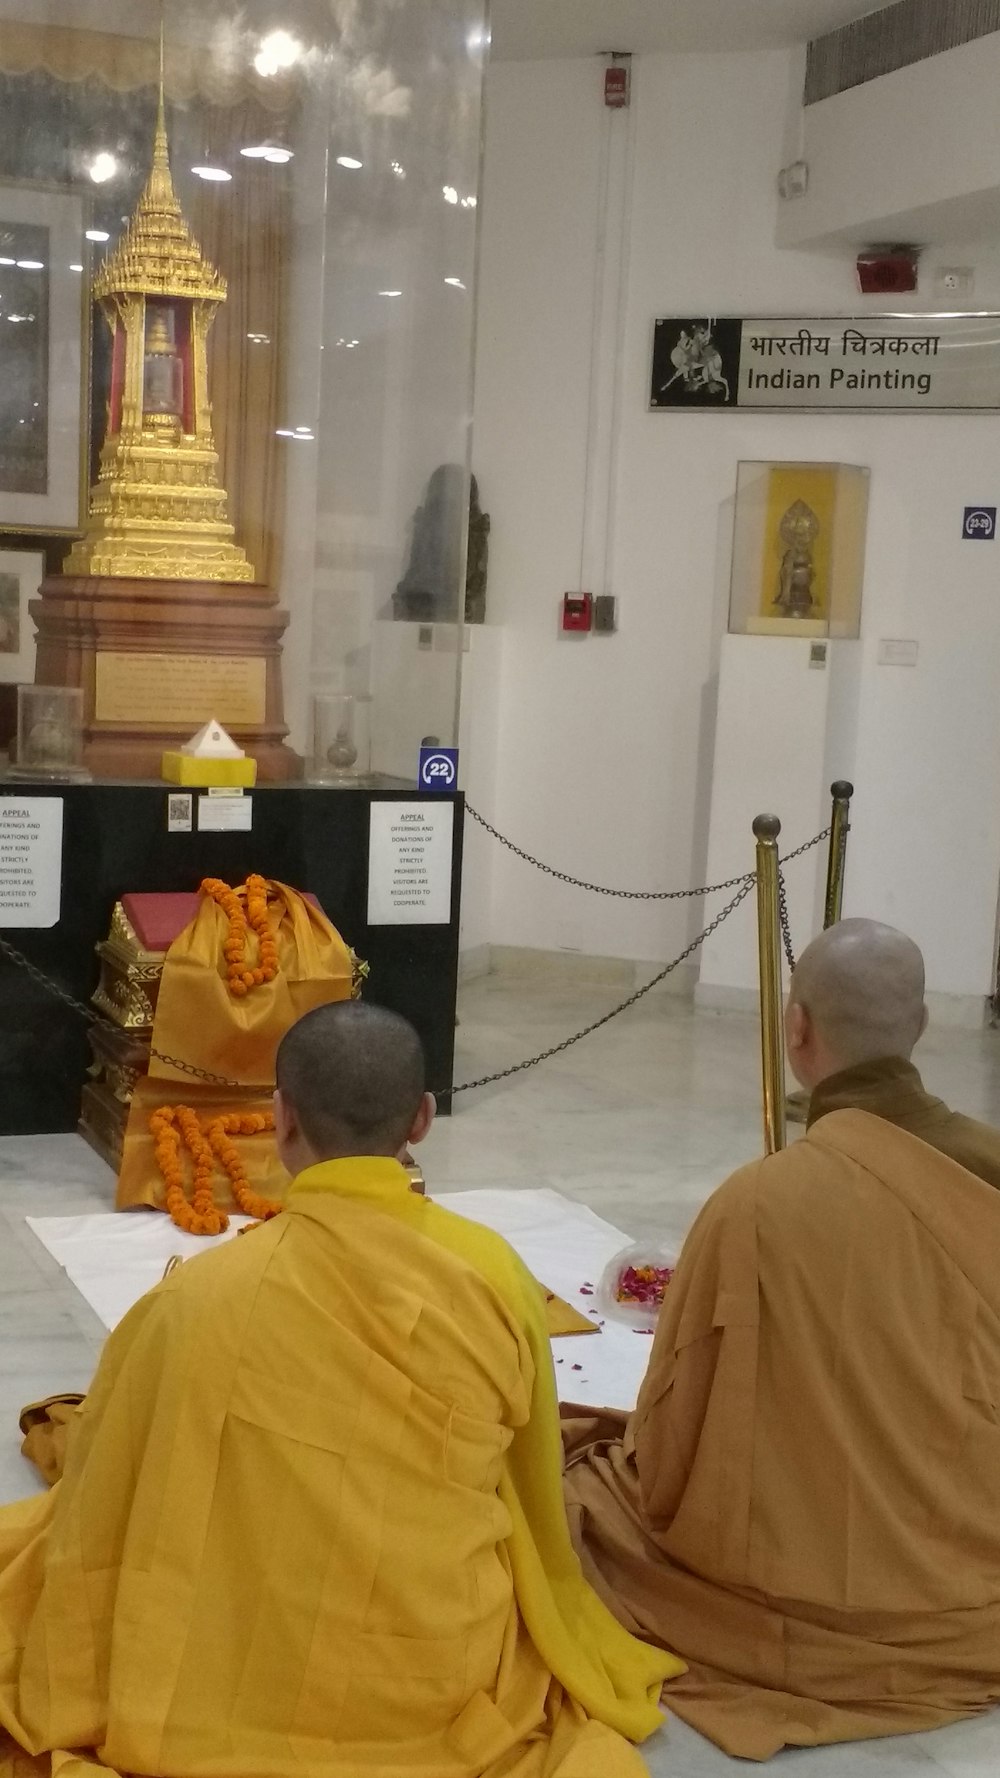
top-left (0, 1159), bottom-right (678, 1778)
top-left (808, 1054), bottom-right (1000, 1189)
top-left (563, 1110), bottom-right (1000, 1760)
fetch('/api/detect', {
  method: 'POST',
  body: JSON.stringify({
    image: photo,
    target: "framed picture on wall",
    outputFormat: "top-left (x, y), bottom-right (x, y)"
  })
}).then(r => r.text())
top-left (0, 547), bottom-right (44, 682)
top-left (0, 183), bottom-right (88, 533)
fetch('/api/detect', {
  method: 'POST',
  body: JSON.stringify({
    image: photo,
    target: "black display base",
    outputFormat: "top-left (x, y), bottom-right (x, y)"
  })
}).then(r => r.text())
top-left (0, 781), bottom-right (463, 1137)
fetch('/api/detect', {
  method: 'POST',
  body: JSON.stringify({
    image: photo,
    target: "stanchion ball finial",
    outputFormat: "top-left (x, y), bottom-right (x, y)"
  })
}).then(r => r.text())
top-left (830, 780), bottom-right (854, 800)
top-left (752, 813), bottom-right (782, 841)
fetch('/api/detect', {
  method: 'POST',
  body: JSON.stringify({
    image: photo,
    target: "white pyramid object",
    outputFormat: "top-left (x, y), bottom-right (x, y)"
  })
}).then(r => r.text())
top-left (179, 718), bottom-right (246, 759)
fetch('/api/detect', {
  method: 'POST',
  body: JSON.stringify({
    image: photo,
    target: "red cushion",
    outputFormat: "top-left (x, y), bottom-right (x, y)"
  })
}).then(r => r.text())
top-left (121, 890), bottom-right (322, 953)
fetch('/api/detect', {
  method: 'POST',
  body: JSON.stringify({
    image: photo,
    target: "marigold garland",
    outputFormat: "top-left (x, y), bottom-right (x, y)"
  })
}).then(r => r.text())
top-left (150, 1105), bottom-right (281, 1234)
top-left (201, 873), bottom-right (280, 998)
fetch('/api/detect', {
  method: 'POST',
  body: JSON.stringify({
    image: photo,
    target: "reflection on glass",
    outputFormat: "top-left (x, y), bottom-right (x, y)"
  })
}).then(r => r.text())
top-left (0, 0), bottom-right (487, 780)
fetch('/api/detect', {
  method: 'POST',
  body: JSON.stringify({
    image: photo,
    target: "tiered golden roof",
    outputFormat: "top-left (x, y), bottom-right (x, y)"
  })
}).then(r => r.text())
top-left (93, 94), bottom-right (224, 305)
top-left (93, 94), bottom-right (225, 305)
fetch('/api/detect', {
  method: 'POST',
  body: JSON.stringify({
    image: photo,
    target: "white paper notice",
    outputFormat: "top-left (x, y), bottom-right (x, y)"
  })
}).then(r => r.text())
top-left (0, 797), bottom-right (63, 928)
top-left (367, 801), bottom-right (454, 925)
top-left (197, 793), bottom-right (253, 832)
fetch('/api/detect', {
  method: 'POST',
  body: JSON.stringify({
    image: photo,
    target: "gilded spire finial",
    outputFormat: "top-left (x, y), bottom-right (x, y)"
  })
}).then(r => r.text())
top-left (153, 9), bottom-right (169, 173)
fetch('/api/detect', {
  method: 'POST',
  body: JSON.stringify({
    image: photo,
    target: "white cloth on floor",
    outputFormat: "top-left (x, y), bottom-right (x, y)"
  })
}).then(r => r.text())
top-left (27, 1188), bottom-right (655, 1409)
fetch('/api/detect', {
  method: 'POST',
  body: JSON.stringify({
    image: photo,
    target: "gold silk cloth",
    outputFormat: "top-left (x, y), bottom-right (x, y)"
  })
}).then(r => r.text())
top-left (0, 1159), bottom-right (678, 1778)
top-left (116, 880), bottom-right (354, 1211)
top-left (148, 879), bottom-right (355, 1089)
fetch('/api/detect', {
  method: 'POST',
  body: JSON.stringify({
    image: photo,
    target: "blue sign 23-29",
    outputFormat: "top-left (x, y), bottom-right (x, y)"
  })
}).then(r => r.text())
top-left (963, 506), bottom-right (996, 540)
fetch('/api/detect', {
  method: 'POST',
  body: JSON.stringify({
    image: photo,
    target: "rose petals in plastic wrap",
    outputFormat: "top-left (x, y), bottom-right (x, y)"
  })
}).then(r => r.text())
top-left (597, 1241), bottom-right (677, 1331)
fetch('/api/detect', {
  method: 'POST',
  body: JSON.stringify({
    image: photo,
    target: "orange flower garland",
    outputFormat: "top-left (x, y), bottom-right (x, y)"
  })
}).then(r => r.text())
top-left (202, 873), bottom-right (280, 998)
top-left (207, 1113), bottom-right (282, 1222)
top-left (150, 1105), bottom-right (280, 1234)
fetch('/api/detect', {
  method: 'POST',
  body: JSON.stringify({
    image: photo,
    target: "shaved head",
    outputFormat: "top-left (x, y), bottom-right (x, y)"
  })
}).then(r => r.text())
top-left (275, 1001), bottom-right (427, 1160)
top-left (786, 918), bottom-right (927, 1084)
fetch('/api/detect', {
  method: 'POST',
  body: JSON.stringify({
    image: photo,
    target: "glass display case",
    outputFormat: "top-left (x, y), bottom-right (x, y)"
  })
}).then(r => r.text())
top-left (728, 461), bottom-right (870, 639)
top-left (12, 683), bottom-right (88, 780)
top-left (0, 0), bottom-right (486, 782)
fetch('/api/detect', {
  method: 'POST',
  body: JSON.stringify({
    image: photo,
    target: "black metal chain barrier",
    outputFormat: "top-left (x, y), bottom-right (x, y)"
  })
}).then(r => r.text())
top-left (465, 803), bottom-right (755, 900)
top-left (448, 873), bottom-right (756, 1095)
top-left (776, 827), bottom-right (830, 974)
top-left (448, 824), bottom-right (830, 1096)
top-left (0, 935), bottom-right (243, 1088)
top-left (0, 825), bottom-right (830, 1103)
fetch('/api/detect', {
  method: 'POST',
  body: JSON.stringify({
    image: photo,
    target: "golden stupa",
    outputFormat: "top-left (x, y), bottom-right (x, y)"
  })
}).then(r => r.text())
top-left (64, 86), bottom-right (253, 582)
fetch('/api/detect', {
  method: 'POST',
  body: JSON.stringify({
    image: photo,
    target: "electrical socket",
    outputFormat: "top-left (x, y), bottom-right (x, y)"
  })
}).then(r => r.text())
top-left (935, 266), bottom-right (974, 298)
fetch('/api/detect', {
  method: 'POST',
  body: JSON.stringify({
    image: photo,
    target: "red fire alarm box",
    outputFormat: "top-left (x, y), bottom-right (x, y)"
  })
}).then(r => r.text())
top-left (605, 63), bottom-right (630, 108)
top-left (856, 249), bottom-right (918, 295)
top-left (562, 592), bottom-right (593, 633)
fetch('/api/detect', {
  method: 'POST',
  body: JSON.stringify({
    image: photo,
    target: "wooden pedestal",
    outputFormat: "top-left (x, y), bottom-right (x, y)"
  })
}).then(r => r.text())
top-left (31, 575), bottom-right (300, 781)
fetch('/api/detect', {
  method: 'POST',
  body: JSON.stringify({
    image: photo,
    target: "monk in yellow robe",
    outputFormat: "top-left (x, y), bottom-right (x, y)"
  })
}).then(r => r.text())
top-left (0, 1002), bottom-right (678, 1778)
top-left (564, 920), bottom-right (1000, 1759)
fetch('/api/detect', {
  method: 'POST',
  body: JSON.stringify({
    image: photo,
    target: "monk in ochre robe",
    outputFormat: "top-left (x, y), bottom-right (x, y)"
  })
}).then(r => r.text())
top-left (0, 1002), bottom-right (679, 1778)
top-left (792, 919), bottom-right (1000, 1188)
top-left (564, 920), bottom-right (1000, 1760)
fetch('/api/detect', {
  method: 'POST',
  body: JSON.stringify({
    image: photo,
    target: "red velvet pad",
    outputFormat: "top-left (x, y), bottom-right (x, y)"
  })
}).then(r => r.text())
top-left (121, 891), bottom-right (322, 953)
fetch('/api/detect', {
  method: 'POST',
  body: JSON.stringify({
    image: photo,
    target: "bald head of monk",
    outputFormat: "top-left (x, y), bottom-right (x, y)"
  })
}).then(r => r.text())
top-left (273, 1001), bottom-right (435, 1176)
top-left (785, 917), bottom-right (928, 1093)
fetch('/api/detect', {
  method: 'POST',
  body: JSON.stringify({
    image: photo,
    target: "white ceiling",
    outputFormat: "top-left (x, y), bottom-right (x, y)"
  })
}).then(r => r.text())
top-left (490, 0), bottom-right (893, 60)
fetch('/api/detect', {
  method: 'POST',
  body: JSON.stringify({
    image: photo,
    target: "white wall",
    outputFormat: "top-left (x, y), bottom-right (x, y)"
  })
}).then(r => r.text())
top-left (469, 45), bottom-right (1000, 1005)
top-left (778, 34), bottom-right (1000, 249)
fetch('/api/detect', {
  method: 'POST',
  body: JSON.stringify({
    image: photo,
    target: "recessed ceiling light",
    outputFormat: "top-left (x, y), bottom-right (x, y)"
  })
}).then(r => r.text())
top-left (378, 289), bottom-right (402, 297)
top-left (191, 165), bottom-right (232, 183)
top-left (442, 185), bottom-right (458, 205)
top-left (69, 263), bottom-right (84, 272)
top-left (254, 29), bottom-right (303, 78)
top-left (0, 257), bottom-right (15, 266)
top-left (88, 151), bottom-right (118, 184)
top-left (241, 144), bottom-right (294, 164)
top-left (390, 160), bottom-right (406, 179)
top-left (461, 194), bottom-right (478, 209)
top-left (16, 260), bottom-right (44, 270)
top-left (247, 331), bottom-right (271, 343)
top-left (86, 229), bottom-right (110, 243)
top-left (336, 156), bottom-right (363, 170)
top-left (444, 277), bottom-right (466, 289)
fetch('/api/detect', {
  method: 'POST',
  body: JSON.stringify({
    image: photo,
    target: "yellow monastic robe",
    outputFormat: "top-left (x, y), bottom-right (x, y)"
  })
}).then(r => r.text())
top-left (0, 1159), bottom-right (679, 1778)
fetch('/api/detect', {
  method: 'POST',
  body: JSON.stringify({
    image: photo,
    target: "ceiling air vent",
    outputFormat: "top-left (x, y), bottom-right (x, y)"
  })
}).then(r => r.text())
top-left (806, 0), bottom-right (1000, 105)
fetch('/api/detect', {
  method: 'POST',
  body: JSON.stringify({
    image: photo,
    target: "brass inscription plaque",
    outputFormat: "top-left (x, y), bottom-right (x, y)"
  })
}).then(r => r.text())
top-left (94, 652), bottom-right (267, 728)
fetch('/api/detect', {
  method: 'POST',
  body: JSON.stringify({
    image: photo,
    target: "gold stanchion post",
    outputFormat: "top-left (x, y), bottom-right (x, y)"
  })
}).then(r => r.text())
top-left (754, 813), bottom-right (786, 1155)
top-left (823, 780), bottom-right (853, 929)
top-left (787, 780), bottom-right (856, 1125)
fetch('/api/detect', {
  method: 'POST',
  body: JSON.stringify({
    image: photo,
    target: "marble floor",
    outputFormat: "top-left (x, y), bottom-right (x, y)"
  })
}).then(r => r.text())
top-left (2, 975), bottom-right (1000, 1776)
